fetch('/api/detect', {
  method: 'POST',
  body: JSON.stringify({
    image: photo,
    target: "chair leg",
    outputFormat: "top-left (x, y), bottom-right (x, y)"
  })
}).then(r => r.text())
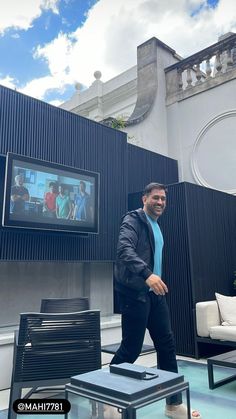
top-left (23, 387), bottom-right (38, 399)
top-left (8, 383), bottom-right (22, 419)
top-left (91, 400), bottom-right (98, 418)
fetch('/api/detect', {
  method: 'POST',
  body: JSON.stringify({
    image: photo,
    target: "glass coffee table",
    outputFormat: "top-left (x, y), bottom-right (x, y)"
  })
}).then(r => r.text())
top-left (207, 349), bottom-right (236, 389)
top-left (66, 363), bottom-right (191, 418)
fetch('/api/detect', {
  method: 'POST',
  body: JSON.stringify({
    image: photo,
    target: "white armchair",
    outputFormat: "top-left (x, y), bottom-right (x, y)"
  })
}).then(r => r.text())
top-left (196, 300), bottom-right (236, 342)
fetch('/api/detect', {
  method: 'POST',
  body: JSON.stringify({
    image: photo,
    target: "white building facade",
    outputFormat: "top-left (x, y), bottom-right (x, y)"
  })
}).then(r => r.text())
top-left (61, 33), bottom-right (236, 195)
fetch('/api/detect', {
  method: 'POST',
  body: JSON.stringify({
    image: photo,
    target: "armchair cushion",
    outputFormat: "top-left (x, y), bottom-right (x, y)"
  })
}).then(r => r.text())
top-left (209, 325), bottom-right (236, 342)
top-left (196, 301), bottom-right (220, 337)
top-left (215, 292), bottom-right (236, 326)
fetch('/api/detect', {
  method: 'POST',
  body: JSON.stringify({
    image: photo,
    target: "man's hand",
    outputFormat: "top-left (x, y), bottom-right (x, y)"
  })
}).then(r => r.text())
top-left (145, 274), bottom-right (168, 295)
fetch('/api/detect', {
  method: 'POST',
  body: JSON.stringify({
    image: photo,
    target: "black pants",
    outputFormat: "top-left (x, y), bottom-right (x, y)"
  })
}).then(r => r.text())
top-left (111, 291), bottom-right (182, 405)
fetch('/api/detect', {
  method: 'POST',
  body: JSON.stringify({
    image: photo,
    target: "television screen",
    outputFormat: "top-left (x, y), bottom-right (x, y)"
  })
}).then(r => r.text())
top-left (2, 153), bottom-right (99, 234)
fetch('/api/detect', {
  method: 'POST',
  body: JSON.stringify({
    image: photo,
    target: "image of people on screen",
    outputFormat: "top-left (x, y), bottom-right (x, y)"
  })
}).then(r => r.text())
top-left (73, 180), bottom-right (92, 222)
top-left (43, 182), bottom-right (58, 218)
top-left (10, 174), bottom-right (30, 215)
top-left (56, 185), bottom-right (72, 219)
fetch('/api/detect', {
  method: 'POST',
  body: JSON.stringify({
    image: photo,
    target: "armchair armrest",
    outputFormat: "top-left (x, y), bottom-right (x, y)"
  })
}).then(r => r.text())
top-left (196, 301), bottom-right (220, 337)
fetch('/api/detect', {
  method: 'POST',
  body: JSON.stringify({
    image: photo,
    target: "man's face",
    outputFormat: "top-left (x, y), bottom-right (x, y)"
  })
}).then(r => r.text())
top-left (16, 176), bottom-right (24, 186)
top-left (142, 188), bottom-right (166, 219)
top-left (79, 182), bottom-right (85, 193)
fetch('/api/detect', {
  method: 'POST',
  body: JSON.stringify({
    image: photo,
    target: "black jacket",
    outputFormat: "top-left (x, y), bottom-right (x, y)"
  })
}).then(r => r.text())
top-left (114, 208), bottom-right (160, 301)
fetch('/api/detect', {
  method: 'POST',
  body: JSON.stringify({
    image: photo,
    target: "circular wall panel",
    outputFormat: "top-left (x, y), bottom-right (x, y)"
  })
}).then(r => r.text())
top-left (191, 110), bottom-right (236, 194)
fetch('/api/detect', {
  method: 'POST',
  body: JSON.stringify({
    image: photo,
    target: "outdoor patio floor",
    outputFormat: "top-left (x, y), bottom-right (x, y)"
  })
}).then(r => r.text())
top-left (1, 352), bottom-right (236, 418)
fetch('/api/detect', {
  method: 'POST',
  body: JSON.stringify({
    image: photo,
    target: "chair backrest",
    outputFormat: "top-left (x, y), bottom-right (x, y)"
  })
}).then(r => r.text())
top-left (15, 310), bottom-right (101, 383)
top-left (40, 297), bottom-right (89, 313)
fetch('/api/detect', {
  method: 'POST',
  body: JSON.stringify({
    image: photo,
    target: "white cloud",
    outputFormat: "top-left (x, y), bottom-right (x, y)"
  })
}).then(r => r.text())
top-left (213, 0), bottom-right (236, 34)
top-left (35, 0), bottom-right (236, 89)
top-left (11, 33), bottom-right (20, 39)
top-left (34, 32), bottom-right (73, 77)
top-left (0, 75), bottom-right (17, 90)
top-left (49, 99), bottom-right (64, 107)
top-left (4, 0), bottom-right (236, 103)
top-left (0, 0), bottom-right (59, 35)
top-left (19, 74), bottom-right (70, 100)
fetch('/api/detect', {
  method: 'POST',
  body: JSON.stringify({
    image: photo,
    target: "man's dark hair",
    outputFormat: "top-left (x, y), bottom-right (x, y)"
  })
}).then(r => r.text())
top-left (80, 180), bottom-right (86, 188)
top-left (142, 182), bottom-right (167, 196)
top-left (49, 182), bottom-right (56, 188)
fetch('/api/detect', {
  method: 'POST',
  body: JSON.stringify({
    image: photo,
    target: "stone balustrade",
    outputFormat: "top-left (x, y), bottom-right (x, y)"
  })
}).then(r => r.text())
top-left (165, 33), bottom-right (236, 104)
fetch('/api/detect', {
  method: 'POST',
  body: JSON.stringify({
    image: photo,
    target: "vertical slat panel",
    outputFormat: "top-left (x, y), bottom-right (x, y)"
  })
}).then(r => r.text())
top-left (128, 143), bottom-right (179, 192)
top-left (162, 183), bottom-right (236, 356)
top-left (0, 86), bottom-right (127, 261)
top-left (161, 183), bottom-right (194, 356)
top-left (185, 183), bottom-right (236, 301)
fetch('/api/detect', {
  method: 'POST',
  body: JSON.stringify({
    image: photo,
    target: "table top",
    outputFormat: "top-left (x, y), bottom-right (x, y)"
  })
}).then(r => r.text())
top-left (207, 350), bottom-right (236, 366)
top-left (69, 364), bottom-right (184, 402)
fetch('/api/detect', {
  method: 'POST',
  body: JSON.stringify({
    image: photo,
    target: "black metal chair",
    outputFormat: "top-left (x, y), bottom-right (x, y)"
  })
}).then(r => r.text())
top-left (39, 297), bottom-right (91, 394)
top-left (8, 310), bottom-right (101, 419)
top-left (40, 297), bottom-right (89, 313)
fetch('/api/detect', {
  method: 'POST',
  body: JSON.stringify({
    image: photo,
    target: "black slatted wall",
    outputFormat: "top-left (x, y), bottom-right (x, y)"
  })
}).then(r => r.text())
top-left (0, 86), bottom-right (127, 261)
top-left (160, 183), bottom-right (195, 356)
top-left (162, 183), bottom-right (236, 356)
top-left (128, 143), bottom-right (179, 193)
top-left (129, 182), bottom-right (236, 356)
top-left (0, 86), bottom-right (179, 262)
top-left (185, 182), bottom-right (236, 301)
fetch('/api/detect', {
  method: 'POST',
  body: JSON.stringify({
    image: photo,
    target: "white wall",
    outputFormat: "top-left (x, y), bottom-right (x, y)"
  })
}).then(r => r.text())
top-left (0, 261), bottom-right (114, 328)
top-left (61, 66), bottom-right (137, 122)
top-left (60, 36), bottom-right (236, 195)
top-left (166, 78), bottom-right (236, 194)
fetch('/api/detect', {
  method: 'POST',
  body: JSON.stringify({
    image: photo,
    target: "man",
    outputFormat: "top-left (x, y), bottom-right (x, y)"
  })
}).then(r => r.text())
top-left (73, 180), bottom-right (92, 221)
top-left (111, 183), bottom-right (201, 419)
top-left (56, 185), bottom-right (72, 219)
top-left (10, 174), bottom-right (29, 215)
top-left (43, 182), bottom-right (58, 218)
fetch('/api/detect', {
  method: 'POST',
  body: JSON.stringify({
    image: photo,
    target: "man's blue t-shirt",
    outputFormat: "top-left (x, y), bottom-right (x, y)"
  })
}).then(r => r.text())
top-left (145, 213), bottom-right (164, 276)
top-left (74, 193), bottom-right (90, 221)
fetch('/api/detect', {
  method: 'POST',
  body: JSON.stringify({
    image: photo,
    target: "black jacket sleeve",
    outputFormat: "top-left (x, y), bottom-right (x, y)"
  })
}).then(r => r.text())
top-left (116, 215), bottom-right (152, 280)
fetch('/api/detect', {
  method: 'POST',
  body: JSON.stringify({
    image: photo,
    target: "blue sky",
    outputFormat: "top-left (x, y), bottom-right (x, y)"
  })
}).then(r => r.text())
top-left (0, 0), bottom-right (235, 106)
top-left (191, 0), bottom-right (219, 15)
top-left (0, 2), bottom-right (91, 82)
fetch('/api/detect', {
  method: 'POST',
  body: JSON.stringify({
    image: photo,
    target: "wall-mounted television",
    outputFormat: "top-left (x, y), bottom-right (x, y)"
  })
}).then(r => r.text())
top-left (2, 153), bottom-right (100, 234)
